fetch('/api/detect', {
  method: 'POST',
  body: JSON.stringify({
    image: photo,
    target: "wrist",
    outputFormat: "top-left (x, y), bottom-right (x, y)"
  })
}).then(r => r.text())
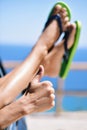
top-left (19, 95), bottom-right (36, 115)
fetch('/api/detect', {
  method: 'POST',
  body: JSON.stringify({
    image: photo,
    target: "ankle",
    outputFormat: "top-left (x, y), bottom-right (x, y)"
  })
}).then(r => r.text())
top-left (35, 39), bottom-right (48, 58)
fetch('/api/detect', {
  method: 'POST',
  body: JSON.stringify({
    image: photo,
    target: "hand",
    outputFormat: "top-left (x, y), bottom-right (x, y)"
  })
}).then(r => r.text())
top-left (19, 65), bottom-right (55, 115)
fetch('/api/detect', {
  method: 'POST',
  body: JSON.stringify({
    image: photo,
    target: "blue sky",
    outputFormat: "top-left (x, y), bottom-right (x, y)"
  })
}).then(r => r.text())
top-left (0, 0), bottom-right (87, 48)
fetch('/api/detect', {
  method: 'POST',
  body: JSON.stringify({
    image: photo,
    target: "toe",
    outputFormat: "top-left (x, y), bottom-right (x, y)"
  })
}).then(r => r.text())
top-left (64, 22), bottom-right (70, 30)
top-left (53, 5), bottom-right (62, 15)
top-left (71, 23), bottom-right (76, 30)
top-left (61, 7), bottom-right (67, 12)
top-left (67, 23), bottom-right (76, 49)
top-left (64, 17), bottom-right (69, 23)
top-left (68, 23), bottom-right (76, 32)
top-left (61, 11), bottom-right (68, 18)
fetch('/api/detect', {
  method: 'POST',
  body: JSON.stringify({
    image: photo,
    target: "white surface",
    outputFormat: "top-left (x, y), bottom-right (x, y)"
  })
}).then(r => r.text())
top-left (26, 112), bottom-right (87, 130)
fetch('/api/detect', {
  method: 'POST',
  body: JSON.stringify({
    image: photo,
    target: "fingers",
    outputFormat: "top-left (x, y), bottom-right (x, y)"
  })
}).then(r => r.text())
top-left (20, 94), bottom-right (55, 114)
top-left (30, 81), bottom-right (55, 113)
top-left (29, 65), bottom-right (44, 91)
top-left (34, 95), bottom-right (55, 112)
top-left (30, 81), bottom-right (54, 99)
top-left (32, 65), bottom-right (44, 84)
top-left (29, 87), bottom-right (55, 113)
top-left (22, 80), bottom-right (55, 114)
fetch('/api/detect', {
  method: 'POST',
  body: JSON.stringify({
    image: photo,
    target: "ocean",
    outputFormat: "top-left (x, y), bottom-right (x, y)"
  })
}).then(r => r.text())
top-left (0, 44), bottom-right (87, 112)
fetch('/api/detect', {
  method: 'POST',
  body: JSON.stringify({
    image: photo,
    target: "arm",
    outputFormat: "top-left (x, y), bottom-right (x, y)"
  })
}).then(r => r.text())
top-left (0, 98), bottom-right (25, 130)
top-left (0, 68), bottom-right (55, 129)
top-left (0, 16), bottom-right (58, 108)
top-left (0, 42), bottom-right (47, 109)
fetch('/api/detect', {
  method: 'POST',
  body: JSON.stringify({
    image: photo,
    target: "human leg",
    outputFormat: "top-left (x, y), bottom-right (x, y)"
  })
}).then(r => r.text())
top-left (0, 3), bottom-right (70, 108)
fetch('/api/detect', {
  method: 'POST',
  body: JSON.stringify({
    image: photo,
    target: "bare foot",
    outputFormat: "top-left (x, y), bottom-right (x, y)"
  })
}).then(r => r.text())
top-left (41, 23), bottom-right (76, 77)
top-left (37, 5), bottom-right (70, 51)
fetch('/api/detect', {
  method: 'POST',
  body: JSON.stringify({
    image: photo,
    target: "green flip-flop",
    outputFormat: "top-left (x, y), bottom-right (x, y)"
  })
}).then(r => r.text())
top-left (59, 21), bottom-right (82, 79)
top-left (48, 1), bottom-right (71, 21)
top-left (43, 1), bottom-right (71, 36)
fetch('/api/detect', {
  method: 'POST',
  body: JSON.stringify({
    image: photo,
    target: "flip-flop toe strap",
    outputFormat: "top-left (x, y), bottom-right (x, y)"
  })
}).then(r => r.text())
top-left (63, 31), bottom-right (70, 61)
top-left (43, 14), bottom-right (63, 35)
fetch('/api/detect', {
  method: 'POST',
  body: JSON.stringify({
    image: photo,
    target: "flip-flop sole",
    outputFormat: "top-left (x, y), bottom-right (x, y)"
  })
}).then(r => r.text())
top-left (48, 1), bottom-right (71, 21)
top-left (59, 21), bottom-right (81, 79)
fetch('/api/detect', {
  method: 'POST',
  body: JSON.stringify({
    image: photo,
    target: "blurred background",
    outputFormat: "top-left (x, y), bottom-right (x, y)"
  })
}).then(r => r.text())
top-left (0, 0), bottom-right (87, 130)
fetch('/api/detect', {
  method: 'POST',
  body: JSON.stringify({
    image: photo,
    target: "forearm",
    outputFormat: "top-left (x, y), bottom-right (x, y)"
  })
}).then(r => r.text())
top-left (0, 96), bottom-right (29, 129)
top-left (0, 93), bottom-right (38, 129)
top-left (0, 42), bottom-right (47, 108)
top-left (0, 73), bottom-right (55, 129)
top-left (0, 101), bottom-right (23, 129)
